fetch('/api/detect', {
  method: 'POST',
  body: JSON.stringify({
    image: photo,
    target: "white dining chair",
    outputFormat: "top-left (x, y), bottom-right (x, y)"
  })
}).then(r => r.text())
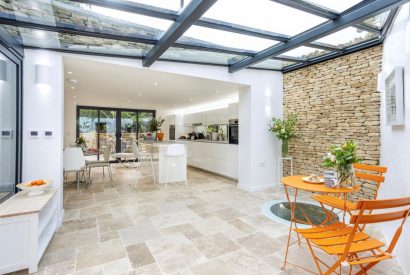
top-left (86, 143), bottom-right (113, 186)
top-left (165, 144), bottom-right (188, 190)
top-left (132, 142), bottom-right (156, 185)
top-left (63, 147), bottom-right (90, 190)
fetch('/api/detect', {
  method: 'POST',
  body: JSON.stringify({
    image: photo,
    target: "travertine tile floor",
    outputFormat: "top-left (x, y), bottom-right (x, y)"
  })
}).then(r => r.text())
top-left (11, 165), bottom-right (405, 275)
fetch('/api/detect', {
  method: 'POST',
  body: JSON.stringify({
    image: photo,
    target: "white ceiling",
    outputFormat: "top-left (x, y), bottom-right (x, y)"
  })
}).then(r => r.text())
top-left (63, 57), bottom-right (242, 110)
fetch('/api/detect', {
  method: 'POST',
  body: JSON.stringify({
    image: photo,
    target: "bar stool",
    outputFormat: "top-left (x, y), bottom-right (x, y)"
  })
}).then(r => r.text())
top-left (165, 144), bottom-right (188, 190)
top-left (132, 142), bottom-right (156, 186)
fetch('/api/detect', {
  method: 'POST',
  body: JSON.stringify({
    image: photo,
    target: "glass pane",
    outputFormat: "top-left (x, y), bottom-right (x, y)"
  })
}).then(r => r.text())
top-left (1, 0), bottom-right (169, 40)
top-left (279, 46), bottom-right (329, 59)
top-left (0, 53), bottom-right (17, 202)
top-left (302, 0), bottom-right (362, 13)
top-left (362, 11), bottom-right (390, 30)
top-left (121, 111), bottom-right (137, 153)
top-left (179, 26), bottom-right (278, 52)
top-left (127, 0), bottom-right (192, 12)
top-left (202, 0), bottom-right (326, 36)
top-left (138, 112), bottom-right (155, 140)
top-left (9, 27), bottom-right (153, 57)
top-left (316, 27), bottom-right (378, 48)
top-left (78, 108), bottom-right (99, 150)
top-left (99, 110), bottom-right (116, 153)
top-left (161, 47), bottom-right (247, 65)
top-left (250, 59), bottom-right (295, 70)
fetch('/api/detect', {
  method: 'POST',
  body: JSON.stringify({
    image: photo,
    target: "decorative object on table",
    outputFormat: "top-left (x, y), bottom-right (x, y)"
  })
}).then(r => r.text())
top-left (269, 113), bottom-right (298, 157)
top-left (322, 140), bottom-right (360, 186)
top-left (323, 170), bottom-right (338, 188)
top-left (149, 116), bottom-right (165, 141)
top-left (75, 136), bottom-right (87, 150)
top-left (384, 66), bottom-right (404, 126)
top-left (16, 179), bottom-right (52, 196)
top-left (302, 174), bottom-right (324, 184)
top-left (145, 132), bottom-right (153, 140)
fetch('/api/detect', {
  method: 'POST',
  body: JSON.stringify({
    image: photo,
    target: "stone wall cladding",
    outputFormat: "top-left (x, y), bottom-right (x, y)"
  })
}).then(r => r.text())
top-left (283, 45), bottom-right (383, 200)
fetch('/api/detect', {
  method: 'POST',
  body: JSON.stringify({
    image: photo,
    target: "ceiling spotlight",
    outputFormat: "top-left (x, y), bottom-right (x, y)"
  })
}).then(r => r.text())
top-left (138, 93), bottom-right (142, 96)
top-left (67, 71), bottom-right (72, 74)
top-left (73, 95), bottom-right (77, 99)
top-left (71, 86), bottom-right (75, 90)
top-left (154, 82), bottom-right (158, 85)
top-left (67, 78), bottom-right (78, 84)
top-left (189, 98), bottom-right (193, 101)
top-left (215, 90), bottom-right (219, 93)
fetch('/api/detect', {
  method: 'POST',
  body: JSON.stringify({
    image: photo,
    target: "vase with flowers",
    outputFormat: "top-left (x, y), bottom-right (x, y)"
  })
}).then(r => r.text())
top-left (269, 113), bottom-right (298, 157)
top-left (322, 140), bottom-right (360, 186)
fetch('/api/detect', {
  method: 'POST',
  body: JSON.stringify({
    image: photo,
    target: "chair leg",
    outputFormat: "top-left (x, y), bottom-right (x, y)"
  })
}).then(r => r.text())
top-left (76, 171), bottom-right (80, 191)
top-left (150, 157), bottom-right (156, 185)
top-left (165, 158), bottom-right (170, 190)
top-left (102, 166), bottom-right (105, 178)
top-left (88, 167), bottom-right (92, 185)
top-left (108, 165), bottom-right (113, 187)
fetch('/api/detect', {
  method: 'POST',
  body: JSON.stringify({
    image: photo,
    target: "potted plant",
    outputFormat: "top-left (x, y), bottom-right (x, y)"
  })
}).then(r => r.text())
top-left (322, 140), bottom-right (360, 186)
top-left (75, 136), bottom-right (87, 151)
top-left (149, 117), bottom-right (165, 141)
top-left (269, 113), bottom-right (298, 157)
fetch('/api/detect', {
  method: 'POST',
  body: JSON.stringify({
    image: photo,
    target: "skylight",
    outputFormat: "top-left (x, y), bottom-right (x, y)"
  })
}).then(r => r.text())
top-left (304, 0), bottom-right (362, 13)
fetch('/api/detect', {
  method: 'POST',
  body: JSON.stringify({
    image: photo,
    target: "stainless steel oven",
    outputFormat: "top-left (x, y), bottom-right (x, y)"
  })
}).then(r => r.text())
top-left (228, 119), bottom-right (238, 144)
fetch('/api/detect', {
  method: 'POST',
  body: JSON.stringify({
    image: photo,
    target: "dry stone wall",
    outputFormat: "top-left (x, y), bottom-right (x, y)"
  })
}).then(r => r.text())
top-left (283, 45), bottom-right (383, 200)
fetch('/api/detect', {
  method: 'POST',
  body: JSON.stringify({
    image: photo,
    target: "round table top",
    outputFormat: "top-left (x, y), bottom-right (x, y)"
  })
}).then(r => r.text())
top-left (281, 175), bottom-right (360, 194)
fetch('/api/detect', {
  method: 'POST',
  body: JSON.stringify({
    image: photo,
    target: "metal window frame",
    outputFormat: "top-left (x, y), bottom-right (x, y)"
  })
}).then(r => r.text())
top-left (0, 0), bottom-right (406, 72)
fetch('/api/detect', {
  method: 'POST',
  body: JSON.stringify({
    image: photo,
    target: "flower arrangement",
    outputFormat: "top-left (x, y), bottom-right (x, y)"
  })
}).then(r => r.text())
top-left (269, 113), bottom-right (298, 157)
top-left (322, 140), bottom-right (360, 185)
top-left (75, 136), bottom-right (87, 150)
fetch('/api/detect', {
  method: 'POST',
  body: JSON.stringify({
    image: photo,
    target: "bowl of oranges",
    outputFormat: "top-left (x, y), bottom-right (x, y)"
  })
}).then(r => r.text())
top-left (17, 179), bottom-right (52, 196)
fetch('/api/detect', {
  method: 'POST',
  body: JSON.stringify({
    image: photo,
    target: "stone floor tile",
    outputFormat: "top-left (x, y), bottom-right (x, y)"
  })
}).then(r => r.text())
top-left (126, 243), bottom-right (156, 269)
top-left (237, 231), bottom-right (282, 258)
top-left (193, 233), bottom-right (240, 259)
top-left (192, 216), bottom-right (235, 235)
top-left (119, 223), bottom-right (161, 246)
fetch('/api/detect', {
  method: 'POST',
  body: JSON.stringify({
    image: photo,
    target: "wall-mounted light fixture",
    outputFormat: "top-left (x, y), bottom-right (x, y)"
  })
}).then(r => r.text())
top-left (35, 64), bottom-right (51, 85)
top-left (0, 59), bottom-right (7, 82)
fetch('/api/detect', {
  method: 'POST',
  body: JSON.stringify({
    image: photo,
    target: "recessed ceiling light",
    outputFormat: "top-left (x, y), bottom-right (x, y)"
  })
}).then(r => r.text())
top-left (189, 98), bottom-right (193, 101)
top-left (215, 90), bottom-right (219, 93)
top-left (67, 71), bottom-right (72, 74)
top-left (154, 82), bottom-right (158, 86)
top-left (71, 86), bottom-right (75, 90)
top-left (138, 93), bottom-right (142, 96)
top-left (73, 95), bottom-right (77, 99)
top-left (128, 100), bottom-right (132, 103)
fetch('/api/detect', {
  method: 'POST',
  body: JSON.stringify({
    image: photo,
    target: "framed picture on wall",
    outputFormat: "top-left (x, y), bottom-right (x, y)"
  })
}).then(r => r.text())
top-left (385, 66), bottom-right (404, 126)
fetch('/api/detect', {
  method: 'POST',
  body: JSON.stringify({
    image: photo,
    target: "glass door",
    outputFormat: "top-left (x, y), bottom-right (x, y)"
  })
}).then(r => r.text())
top-left (98, 109), bottom-right (116, 154)
top-left (0, 53), bottom-right (17, 201)
top-left (78, 108), bottom-right (99, 151)
top-left (120, 111), bottom-right (137, 153)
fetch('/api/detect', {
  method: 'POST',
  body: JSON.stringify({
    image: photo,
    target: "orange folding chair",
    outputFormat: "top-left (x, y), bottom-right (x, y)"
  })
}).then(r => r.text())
top-left (312, 163), bottom-right (387, 221)
top-left (294, 196), bottom-right (410, 275)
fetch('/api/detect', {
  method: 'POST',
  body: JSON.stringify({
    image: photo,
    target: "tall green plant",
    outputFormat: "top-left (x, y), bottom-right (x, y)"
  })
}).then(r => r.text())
top-left (149, 117), bottom-right (165, 132)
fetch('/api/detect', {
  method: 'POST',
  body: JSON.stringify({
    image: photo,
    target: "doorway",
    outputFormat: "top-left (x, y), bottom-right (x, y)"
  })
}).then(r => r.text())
top-left (76, 106), bottom-right (155, 154)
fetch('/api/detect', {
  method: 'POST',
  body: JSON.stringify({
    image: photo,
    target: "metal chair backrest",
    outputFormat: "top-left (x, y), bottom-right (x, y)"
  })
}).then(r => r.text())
top-left (353, 163), bottom-right (387, 198)
top-left (166, 144), bottom-right (185, 157)
top-left (132, 141), bottom-right (139, 158)
top-left (103, 143), bottom-right (112, 162)
top-left (346, 196), bottom-right (410, 257)
top-left (63, 147), bottom-right (85, 171)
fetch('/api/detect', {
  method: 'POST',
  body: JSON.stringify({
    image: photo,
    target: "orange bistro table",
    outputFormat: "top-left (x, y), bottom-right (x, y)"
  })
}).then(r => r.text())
top-left (280, 175), bottom-right (360, 271)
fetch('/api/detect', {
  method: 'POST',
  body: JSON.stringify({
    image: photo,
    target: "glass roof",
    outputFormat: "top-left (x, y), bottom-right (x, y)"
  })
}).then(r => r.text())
top-left (0, 0), bottom-right (399, 72)
top-left (202, 0), bottom-right (327, 36)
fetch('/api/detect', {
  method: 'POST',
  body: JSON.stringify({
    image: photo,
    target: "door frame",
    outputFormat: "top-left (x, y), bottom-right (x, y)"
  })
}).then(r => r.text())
top-left (76, 105), bottom-right (155, 153)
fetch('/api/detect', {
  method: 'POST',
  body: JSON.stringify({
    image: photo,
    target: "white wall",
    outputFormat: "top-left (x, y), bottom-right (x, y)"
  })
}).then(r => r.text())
top-left (379, 4), bottom-right (410, 274)
top-left (46, 52), bottom-right (283, 192)
top-left (23, 50), bottom-right (64, 223)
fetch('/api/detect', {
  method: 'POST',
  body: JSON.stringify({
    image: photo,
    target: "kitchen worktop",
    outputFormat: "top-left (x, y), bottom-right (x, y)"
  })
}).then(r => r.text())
top-left (138, 139), bottom-right (233, 144)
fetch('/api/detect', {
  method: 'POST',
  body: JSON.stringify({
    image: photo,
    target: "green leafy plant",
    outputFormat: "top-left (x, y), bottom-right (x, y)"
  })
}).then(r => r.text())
top-left (149, 117), bottom-right (165, 132)
top-left (75, 136), bottom-right (86, 147)
top-left (269, 113), bottom-right (299, 156)
top-left (322, 140), bottom-right (361, 185)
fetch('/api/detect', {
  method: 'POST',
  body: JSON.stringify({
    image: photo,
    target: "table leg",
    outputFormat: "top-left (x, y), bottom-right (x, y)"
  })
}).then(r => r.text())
top-left (282, 186), bottom-right (300, 270)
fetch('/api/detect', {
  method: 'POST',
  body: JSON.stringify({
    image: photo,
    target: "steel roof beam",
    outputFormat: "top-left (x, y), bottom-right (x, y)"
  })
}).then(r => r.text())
top-left (142, 0), bottom-right (217, 67)
top-left (229, 0), bottom-right (407, 73)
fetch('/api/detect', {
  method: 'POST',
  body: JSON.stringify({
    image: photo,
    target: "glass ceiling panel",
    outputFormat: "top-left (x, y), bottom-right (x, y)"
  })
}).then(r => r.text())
top-left (279, 46), bottom-right (329, 59)
top-left (316, 27), bottom-right (378, 48)
top-left (303, 0), bottom-right (362, 13)
top-left (1, 0), bottom-right (170, 40)
top-left (127, 0), bottom-right (192, 13)
top-left (249, 59), bottom-right (295, 70)
top-left (202, 0), bottom-right (326, 36)
top-left (160, 47), bottom-right (247, 66)
top-left (362, 11), bottom-right (390, 30)
top-left (179, 26), bottom-right (278, 52)
top-left (5, 26), bottom-right (153, 57)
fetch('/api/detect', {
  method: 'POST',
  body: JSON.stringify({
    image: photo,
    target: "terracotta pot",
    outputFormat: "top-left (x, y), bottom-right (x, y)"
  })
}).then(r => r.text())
top-left (157, 132), bottom-right (165, 141)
